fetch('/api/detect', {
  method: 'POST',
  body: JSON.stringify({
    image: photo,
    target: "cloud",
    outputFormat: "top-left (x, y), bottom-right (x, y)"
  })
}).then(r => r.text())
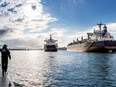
top-left (0, 0), bottom-right (57, 30)
top-left (0, 29), bottom-right (8, 35)
top-left (0, 26), bottom-right (13, 36)
top-left (0, 11), bottom-right (9, 16)
top-left (107, 23), bottom-right (116, 30)
top-left (13, 18), bottom-right (25, 22)
top-left (0, 0), bottom-right (58, 48)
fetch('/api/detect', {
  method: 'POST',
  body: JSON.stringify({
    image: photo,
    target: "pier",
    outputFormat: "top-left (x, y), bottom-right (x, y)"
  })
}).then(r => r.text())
top-left (0, 69), bottom-right (15, 87)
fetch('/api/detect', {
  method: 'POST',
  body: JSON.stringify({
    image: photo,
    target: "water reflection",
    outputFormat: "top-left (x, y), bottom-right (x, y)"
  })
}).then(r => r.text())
top-left (3, 51), bottom-right (116, 87)
top-left (87, 53), bottom-right (116, 87)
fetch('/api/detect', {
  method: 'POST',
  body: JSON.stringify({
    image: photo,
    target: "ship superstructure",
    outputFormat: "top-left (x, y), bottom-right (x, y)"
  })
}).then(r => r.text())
top-left (44, 35), bottom-right (58, 51)
top-left (67, 23), bottom-right (116, 52)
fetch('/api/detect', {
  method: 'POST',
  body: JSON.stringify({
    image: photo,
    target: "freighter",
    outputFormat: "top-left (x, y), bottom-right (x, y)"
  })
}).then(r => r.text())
top-left (44, 35), bottom-right (58, 51)
top-left (67, 23), bottom-right (116, 52)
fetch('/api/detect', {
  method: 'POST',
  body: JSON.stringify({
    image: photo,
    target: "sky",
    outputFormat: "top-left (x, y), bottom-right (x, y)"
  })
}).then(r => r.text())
top-left (0, 0), bottom-right (116, 48)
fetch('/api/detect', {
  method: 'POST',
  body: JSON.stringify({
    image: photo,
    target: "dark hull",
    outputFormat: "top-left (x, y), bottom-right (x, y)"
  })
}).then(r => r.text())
top-left (45, 48), bottom-right (57, 52)
top-left (86, 46), bottom-right (116, 52)
top-left (67, 41), bottom-right (116, 53)
top-left (44, 45), bottom-right (57, 52)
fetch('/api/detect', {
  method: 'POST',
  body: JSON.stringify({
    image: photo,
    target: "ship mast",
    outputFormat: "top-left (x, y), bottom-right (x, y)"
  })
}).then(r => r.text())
top-left (50, 35), bottom-right (52, 40)
top-left (97, 22), bottom-right (103, 31)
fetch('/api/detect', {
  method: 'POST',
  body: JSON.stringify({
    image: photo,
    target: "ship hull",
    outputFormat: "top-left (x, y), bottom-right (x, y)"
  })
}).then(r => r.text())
top-left (44, 45), bottom-right (57, 52)
top-left (67, 41), bottom-right (116, 53)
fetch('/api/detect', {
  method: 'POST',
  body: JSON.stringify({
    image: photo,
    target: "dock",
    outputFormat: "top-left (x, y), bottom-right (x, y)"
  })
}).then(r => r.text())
top-left (0, 69), bottom-right (15, 87)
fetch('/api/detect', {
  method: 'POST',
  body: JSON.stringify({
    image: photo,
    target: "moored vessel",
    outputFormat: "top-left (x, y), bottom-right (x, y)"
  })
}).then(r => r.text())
top-left (44, 35), bottom-right (58, 52)
top-left (67, 23), bottom-right (116, 52)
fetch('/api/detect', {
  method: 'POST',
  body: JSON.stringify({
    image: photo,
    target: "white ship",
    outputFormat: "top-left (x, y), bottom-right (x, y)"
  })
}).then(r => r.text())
top-left (44, 35), bottom-right (58, 52)
top-left (67, 23), bottom-right (116, 53)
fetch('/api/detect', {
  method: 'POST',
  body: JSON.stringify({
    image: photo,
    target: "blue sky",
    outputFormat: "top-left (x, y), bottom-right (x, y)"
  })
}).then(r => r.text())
top-left (42, 0), bottom-right (116, 28)
top-left (0, 0), bottom-right (116, 48)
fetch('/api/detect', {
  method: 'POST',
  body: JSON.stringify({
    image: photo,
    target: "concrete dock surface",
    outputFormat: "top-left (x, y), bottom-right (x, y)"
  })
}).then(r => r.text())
top-left (0, 70), bottom-right (15, 87)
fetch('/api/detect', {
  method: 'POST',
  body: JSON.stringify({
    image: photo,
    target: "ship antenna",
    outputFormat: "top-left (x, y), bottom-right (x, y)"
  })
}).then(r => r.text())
top-left (97, 22), bottom-right (103, 31)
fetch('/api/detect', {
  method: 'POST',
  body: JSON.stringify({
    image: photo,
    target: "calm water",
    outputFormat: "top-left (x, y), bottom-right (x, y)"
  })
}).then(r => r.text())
top-left (2, 50), bottom-right (116, 87)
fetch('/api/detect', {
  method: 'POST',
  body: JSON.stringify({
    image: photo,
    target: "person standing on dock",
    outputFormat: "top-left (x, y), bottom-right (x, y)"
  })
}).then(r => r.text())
top-left (1, 44), bottom-right (11, 73)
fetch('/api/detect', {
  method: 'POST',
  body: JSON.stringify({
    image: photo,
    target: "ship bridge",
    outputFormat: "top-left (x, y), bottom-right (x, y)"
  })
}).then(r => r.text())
top-left (44, 35), bottom-right (58, 45)
top-left (88, 23), bottom-right (114, 41)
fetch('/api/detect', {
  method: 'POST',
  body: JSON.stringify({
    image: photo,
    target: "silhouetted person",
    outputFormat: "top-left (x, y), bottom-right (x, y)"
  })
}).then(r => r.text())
top-left (1, 44), bottom-right (11, 73)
